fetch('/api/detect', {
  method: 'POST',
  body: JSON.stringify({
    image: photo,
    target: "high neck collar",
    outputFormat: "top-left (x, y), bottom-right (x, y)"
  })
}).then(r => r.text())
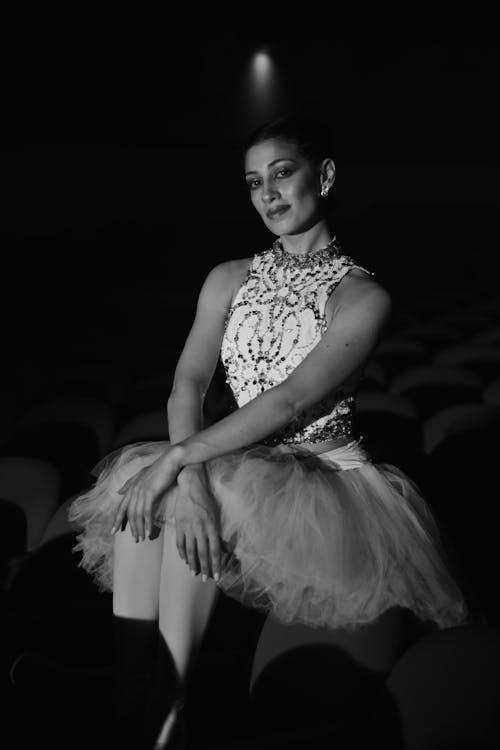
top-left (270, 236), bottom-right (342, 269)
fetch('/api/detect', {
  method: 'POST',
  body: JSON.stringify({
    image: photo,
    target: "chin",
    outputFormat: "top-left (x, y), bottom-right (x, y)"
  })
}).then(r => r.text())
top-left (264, 218), bottom-right (296, 236)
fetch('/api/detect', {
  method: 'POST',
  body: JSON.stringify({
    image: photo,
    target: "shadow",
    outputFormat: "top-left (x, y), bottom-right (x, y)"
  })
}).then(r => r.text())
top-left (1, 423), bottom-right (100, 497)
top-left (0, 497), bottom-right (27, 589)
top-left (247, 642), bottom-right (402, 749)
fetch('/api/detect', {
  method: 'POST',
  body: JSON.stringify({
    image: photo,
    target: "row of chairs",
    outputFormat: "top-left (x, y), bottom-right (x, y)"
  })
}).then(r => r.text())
top-left (2, 367), bottom-right (499, 459)
top-left (2, 269), bottom-right (499, 741)
top-left (3, 333), bottom-right (500, 437)
top-left (3, 287), bottom-right (500, 407)
top-left (1, 395), bottom-right (499, 613)
top-left (3, 336), bottom-right (500, 428)
top-left (370, 338), bottom-right (500, 385)
top-left (1, 364), bottom-right (499, 513)
top-left (2, 460), bottom-right (499, 750)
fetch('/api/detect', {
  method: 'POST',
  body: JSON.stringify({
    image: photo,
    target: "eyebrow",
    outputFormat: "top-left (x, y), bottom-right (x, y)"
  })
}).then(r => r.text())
top-left (245, 158), bottom-right (299, 177)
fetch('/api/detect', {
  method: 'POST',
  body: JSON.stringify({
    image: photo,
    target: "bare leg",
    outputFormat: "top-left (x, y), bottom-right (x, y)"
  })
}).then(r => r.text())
top-left (112, 523), bottom-right (164, 618)
top-left (158, 526), bottom-right (220, 694)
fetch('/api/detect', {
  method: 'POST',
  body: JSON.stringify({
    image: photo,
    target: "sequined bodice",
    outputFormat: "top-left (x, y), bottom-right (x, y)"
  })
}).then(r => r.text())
top-left (220, 239), bottom-right (374, 445)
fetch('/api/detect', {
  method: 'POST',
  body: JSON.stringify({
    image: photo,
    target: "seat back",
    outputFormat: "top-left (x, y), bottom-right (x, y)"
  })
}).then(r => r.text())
top-left (367, 624), bottom-right (500, 750)
top-left (389, 365), bottom-right (482, 422)
top-left (112, 410), bottom-right (169, 449)
top-left (0, 457), bottom-right (61, 550)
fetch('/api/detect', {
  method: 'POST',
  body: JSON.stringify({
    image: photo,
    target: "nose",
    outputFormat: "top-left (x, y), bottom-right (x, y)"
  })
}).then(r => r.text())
top-left (261, 181), bottom-right (280, 204)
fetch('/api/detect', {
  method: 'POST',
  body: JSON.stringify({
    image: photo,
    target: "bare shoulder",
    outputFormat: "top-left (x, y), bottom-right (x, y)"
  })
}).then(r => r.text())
top-left (208, 256), bottom-right (253, 302)
top-left (336, 267), bottom-right (391, 308)
top-left (198, 257), bottom-right (253, 315)
top-left (327, 267), bottom-right (392, 326)
top-left (205, 257), bottom-right (251, 286)
top-left (224, 256), bottom-right (254, 281)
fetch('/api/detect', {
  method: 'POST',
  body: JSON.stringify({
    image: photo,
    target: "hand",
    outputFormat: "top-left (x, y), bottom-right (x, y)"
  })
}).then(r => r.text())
top-left (112, 447), bottom-right (183, 541)
top-left (174, 463), bottom-right (223, 582)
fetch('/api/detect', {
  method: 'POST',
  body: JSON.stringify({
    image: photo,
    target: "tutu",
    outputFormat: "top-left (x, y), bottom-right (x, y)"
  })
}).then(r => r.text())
top-left (68, 438), bottom-right (468, 632)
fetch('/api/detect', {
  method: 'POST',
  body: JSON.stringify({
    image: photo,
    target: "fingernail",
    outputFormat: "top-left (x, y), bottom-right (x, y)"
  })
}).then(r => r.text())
top-left (190, 570), bottom-right (195, 576)
top-left (202, 574), bottom-right (207, 582)
top-left (214, 573), bottom-right (220, 582)
top-left (110, 526), bottom-right (115, 535)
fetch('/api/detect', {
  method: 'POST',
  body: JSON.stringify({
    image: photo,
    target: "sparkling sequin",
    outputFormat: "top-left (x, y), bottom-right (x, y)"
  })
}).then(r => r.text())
top-left (221, 238), bottom-right (374, 445)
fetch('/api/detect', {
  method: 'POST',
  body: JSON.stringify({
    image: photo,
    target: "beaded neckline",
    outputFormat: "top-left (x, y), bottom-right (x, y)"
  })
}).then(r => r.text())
top-left (270, 237), bottom-right (342, 269)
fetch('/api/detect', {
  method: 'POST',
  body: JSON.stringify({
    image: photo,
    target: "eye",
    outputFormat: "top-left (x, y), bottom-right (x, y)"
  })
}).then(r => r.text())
top-left (246, 178), bottom-right (262, 190)
top-left (276, 168), bottom-right (291, 178)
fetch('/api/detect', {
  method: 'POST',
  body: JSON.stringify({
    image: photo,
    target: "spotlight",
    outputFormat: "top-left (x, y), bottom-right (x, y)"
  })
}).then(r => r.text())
top-left (252, 49), bottom-right (273, 85)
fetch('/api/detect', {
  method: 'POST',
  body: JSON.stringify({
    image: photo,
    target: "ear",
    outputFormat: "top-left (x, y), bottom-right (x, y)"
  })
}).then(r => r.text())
top-left (320, 158), bottom-right (336, 190)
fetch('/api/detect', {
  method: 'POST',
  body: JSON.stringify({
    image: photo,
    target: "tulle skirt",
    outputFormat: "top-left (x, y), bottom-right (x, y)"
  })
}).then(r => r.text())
top-left (68, 438), bottom-right (469, 632)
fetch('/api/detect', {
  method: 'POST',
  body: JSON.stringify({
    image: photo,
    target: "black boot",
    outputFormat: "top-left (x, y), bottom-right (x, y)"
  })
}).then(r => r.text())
top-left (144, 633), bottom-right (185, 749)
top-left (111, 615), bottom-right (158, 750)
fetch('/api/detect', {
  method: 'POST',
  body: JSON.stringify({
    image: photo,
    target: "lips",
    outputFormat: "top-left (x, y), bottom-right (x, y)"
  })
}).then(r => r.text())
top-left (266, 205), bottom-right (290, 220)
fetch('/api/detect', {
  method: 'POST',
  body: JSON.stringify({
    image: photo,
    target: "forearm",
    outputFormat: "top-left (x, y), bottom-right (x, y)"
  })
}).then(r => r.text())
top-left (172, 385), bottom-right (295, 468)
top-left (167, 378), bottom-right (205, 445)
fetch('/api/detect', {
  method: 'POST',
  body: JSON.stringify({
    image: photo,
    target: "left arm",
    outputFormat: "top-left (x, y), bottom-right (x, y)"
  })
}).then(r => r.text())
top-left (113, 275), bottom-right (391, 537)
top-left (174, 275), bottom-right (391, 466)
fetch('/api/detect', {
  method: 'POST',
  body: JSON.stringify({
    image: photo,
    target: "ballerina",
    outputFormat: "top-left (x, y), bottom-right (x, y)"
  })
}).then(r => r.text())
top-left (69, 114), bottom-right (469, 749)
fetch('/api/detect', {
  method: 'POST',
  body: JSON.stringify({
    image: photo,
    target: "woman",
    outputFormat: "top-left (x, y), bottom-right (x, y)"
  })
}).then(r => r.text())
top-left (69, 115), bottom-right (469, 749)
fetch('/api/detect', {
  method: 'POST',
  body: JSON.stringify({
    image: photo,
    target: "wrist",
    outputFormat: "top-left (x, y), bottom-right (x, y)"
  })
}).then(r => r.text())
top-left (167, 444), bottom-right (187, 472)
top-left (177, 462), bottom-right (207, 491)
top-left (179, 462), bottom-right (205, 475)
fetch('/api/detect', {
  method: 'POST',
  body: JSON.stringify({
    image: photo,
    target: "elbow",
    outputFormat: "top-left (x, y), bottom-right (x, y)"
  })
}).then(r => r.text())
top-left (166, 379), bottom-right (181, 407)
top-left (168, 376), bottom-right (205, 406)
top-left (275, 384), bottom-right (302, 424)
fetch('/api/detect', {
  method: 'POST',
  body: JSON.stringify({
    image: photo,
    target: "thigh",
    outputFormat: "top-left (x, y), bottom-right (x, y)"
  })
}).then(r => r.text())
top-left (113, 523), bottom-right (165, 619)
top-left (159, 526), bottom-right (220, 641)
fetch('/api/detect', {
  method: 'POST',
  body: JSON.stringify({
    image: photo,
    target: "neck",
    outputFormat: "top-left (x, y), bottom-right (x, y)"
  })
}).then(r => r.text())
top-left (278, 223), bottom-right (333, 256)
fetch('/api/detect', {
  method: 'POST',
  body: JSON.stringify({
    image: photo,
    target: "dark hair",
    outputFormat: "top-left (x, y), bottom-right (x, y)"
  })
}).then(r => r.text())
top-left (243, 115), bottom-right (335, 165)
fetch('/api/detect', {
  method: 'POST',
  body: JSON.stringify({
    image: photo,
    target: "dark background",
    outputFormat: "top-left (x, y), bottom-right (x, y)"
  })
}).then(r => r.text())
top-left (1, 10), bottom-right (499, 373)
top-left (1, 13), bottom-right (499, 748)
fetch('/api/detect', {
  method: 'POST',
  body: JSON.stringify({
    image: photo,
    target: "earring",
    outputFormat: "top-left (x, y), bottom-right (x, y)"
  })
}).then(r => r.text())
top-left (320, 185), bottom-right (329, 198)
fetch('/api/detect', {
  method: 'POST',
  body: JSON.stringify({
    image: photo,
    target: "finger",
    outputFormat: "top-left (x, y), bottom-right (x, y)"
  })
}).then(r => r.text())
top-left (135, 492), bottom-right (145, 542)
top-left (185, 533), bottom-right (198, 576)
top-left (144, 495), bottom-right (154, 540)
top-left (195, 530), bottom-right (210, 582)
top-left (117, 466), bottom-right (145, 495)
top-left (111, 494), bottom-right (131, 535)
top-left (207, 530), bottom-right (222, 582)
top-left (117, 479), bottom-right (130, 495)
top-left (176, 529), bottom-right (187, 563)
top-left (127, 493), bottom-right (138, 542)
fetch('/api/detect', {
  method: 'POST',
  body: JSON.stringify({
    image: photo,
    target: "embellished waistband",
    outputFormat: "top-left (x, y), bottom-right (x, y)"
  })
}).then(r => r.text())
top-left (280, 435), bottom-right (371, 470)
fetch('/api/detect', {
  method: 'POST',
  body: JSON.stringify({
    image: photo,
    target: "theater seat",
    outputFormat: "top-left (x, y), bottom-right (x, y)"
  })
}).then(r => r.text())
top-left (0, 457), bottom-right (61, 551)
top-left (422, 402), bottom-right (500, 455)
top-left (112, 410), bottom-right (169, 449)
top-left (371, 337), bottom-right (427, 382)
top-left (12, 397), bottom-right (115, 458)
top-left (367, 624), bottom-right (500, 749)
top-left (483, 376), bottom-right (500, 406)
top-left (422, 403), bottom-right (500, 625)
top-left (354, 390), bottom-right (426, 484)
top-left (249, 607), bottom-right (419, 744)
top-left (388, 365), bottom-right (482, 422)
top-left (394, 323), bottom-right (461, 357)
top-left (433, 344), bottom-right (500, 387)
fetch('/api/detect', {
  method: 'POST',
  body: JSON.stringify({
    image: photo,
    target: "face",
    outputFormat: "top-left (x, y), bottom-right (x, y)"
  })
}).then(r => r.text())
top-left (244, 138), bottom-right (327, 237)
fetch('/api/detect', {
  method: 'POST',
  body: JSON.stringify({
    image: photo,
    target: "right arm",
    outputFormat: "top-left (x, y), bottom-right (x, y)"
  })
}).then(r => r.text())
top-left (165, 261), bottom-right (239, 579)
top-left (167, 260), bottom-right (236, 443)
